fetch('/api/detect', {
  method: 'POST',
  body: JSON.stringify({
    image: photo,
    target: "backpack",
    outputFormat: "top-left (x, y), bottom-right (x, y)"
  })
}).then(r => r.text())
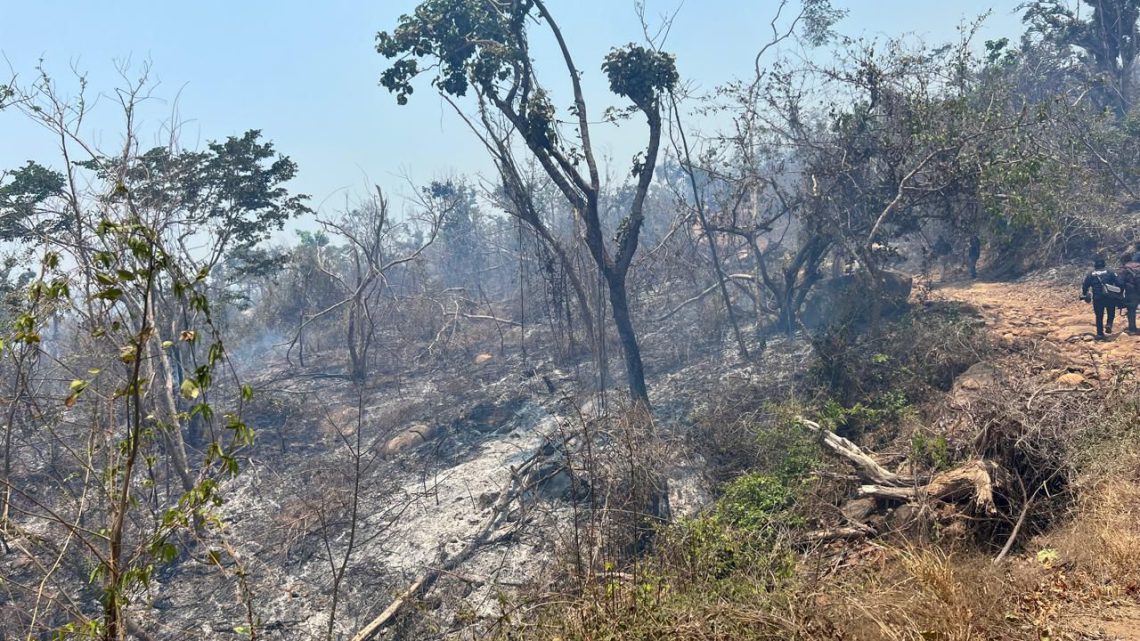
top-left (1122, 262), bottom-right (1140, 291)
top-left (1093, 270), bottom-right (1125, 302)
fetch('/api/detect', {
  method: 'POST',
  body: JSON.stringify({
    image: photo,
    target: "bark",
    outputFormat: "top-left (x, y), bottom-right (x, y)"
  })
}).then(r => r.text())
top-left (150, 340), bottom-right (195, 494)
top-left (858, 460), bottom-right (1002, 515)
top-left (606, 277), bottom-right (649, 406)
top-left (796, 418), bottom-right (911, 486)
top-left (798, 417), bottom-right (1003, 515)
top-left (1, 351), bottom-right (27, 526)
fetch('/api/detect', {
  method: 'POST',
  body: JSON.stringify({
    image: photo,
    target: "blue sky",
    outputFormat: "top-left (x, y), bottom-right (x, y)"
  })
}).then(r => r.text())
top-left (1, 1), bottom-right (1025, 219)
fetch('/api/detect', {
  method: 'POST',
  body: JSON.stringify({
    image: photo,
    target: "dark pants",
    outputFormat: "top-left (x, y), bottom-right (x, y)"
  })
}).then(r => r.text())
top-left (1126, 302), bottom-right (1138, 332)
top-left (968, 256), bottom-right (979, 279)
top-left (1094, 297), bottom-right (1117, 336)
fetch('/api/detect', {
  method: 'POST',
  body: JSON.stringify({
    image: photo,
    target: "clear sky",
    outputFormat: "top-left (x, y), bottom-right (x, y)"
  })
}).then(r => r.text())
top-left (0, 1), bottom-right (1025, 219)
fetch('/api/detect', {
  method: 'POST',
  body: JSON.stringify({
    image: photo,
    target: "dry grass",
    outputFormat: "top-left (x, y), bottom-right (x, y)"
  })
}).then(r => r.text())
top-left (1044, 445), bottom-right (1140, 589)
top-left (814, 545), bottom-right (1030, 641)
top-left (506, 542), bottom-right (1041, 641)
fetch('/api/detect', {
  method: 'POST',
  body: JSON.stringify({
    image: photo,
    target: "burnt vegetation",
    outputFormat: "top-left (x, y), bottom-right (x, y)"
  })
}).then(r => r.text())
top-left (2, 1), bottom-right (1140, 640)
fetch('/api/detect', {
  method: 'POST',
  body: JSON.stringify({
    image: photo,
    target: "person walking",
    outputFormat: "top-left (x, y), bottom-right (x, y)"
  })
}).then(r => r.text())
top-left (1081, 257), bottom-right (1122, 340)
top-left (967, 235), bottom-right (981, 279)
top-left (1119, 253), bottom-right (1140, 334)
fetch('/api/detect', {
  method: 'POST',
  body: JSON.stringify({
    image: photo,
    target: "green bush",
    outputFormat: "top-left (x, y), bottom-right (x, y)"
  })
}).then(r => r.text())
top-left (717, 473), bottom-right (798, 531)
top-left (668, 473), bottom-right (802, 591)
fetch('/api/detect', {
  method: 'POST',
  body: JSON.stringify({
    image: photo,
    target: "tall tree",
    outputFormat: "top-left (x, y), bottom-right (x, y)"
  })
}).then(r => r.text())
top-left (376, 0), bottom-right (677, 406)
top-left (1023, 0), bottom-right (1140, 116)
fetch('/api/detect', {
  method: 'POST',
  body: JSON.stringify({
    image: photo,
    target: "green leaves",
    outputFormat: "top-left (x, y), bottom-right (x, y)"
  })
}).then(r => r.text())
top-left (377, 0), bottom-right (529, 103)
top-left (602, 45), bottom-right (678, 111)
top-left (0, 161), bottom-right (67, 242)
top-left (179, 379), bottom-right (201, 400)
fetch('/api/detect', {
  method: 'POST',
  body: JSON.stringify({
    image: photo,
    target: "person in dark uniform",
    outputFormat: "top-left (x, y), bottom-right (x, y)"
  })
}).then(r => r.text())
top-left (967, 235), bottom-right (981, 279)
top-left (933, 235), bottom-right (953, 281)
top-left (1081, 257), bottom-right (1120, 340)
top-left (1118, 253), bottom-right (1140, 334)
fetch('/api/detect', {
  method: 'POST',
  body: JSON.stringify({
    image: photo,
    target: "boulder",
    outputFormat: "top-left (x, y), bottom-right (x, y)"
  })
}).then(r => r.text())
top-left (951, 362), bottom-right (1001, 408)
top-left (955, 362), bottom-right (999, 391)
top-left (802, 269), bottom-right (913, 332)
top-left (1055, 372), bottom-right (1086, 387)
top-left (841, 497), bottom-right (877, 523)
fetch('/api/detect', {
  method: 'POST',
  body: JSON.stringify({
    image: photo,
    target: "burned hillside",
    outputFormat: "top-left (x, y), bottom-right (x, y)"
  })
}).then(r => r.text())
top-left (3, 1), bottom-right (1140, 640)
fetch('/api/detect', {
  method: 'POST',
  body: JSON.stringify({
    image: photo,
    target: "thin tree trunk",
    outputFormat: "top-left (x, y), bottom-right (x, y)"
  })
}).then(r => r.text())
top-left (297, 309), bottom-right (306, 368)
top-left (1, 351), bottom-right (26, 526)
top-left (151, 340), bottom-right (195, 494)
top-left (669, 95), bottom-right (749, 358)
top-left (606, 275), bottom-right (649, 407)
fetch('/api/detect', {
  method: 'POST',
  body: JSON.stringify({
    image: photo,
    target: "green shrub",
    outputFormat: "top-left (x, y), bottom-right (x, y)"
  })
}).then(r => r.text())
top-left (910, 430), bottom-right (951, 471)
top-left (816, 391), bottom-right (912, 438)
top-left (668, 473), bottom-right (802, 591)
top-left (717, 473), bottom-right (798, 531)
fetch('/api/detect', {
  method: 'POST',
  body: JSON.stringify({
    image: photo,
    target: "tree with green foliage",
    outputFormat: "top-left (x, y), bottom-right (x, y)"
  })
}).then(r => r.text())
top-left (377, 0), bottom-right (678, 406)
top-left (0, 161), bottom-right (67, 241)
top-left (1022, 0), bottom-right (1139, 117)
top-left (0, 66), bottom-right (264, 640)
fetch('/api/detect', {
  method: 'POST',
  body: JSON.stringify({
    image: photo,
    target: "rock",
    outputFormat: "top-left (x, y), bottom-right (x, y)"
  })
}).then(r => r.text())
top-left (953, 362), bottom-right (999, 395)
top-left (841, 497), bottom-right (877, 523)
top-left (384, 422), bottom-right (443, 456)
top-left (473, 353), bottom-right (494, 365)
top-left (667, 463), bottom-right (714, 520)
top-left (521, 459), bottom-right (586, 501)
top-left (802, 269), bottom-right (913, 332)
top-left (1055, 372), bottom-right (1086, 386)
top-left (885, 503), bottom-right (922, 532)
top-left (465, 399), bottom-right (526, 434)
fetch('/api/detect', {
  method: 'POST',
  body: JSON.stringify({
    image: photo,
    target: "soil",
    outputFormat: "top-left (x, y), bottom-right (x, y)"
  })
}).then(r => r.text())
top-left (938, 279), bottom-right (1140, 375)
top-left (937, 278), bottom-right (1140, 641)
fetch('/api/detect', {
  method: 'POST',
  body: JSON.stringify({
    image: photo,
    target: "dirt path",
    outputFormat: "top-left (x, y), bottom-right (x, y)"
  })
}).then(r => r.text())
top-left (937, 280), bottom-right (1140, 378)
top-left (937, 279), bottom-right (1140, 640)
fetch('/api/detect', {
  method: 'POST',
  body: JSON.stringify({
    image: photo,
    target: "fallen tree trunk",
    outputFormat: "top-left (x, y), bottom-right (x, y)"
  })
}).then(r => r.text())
top-left (859, 460), bottom-right (1002, 514)
top-left (796, 418), bottom-right (912, 486)
top-left (799, 523), bottom-right (877, 544)
top-left (797, 417), bottom-right (1002, 514)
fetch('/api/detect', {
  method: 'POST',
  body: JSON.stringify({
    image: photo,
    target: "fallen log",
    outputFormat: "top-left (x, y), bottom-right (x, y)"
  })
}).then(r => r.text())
top-left (797, 417), bottom-right (1002, 515)
top-left (800, 523), bottom-right (877, 544)
top-left (859, 460), bottom-right (1002, 514)
top-left (796, 418), bottom-right (912, 486)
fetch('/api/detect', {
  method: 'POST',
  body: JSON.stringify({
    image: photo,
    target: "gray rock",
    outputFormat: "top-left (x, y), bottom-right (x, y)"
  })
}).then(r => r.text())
top-left (802, 269), bottom-right (913, 332)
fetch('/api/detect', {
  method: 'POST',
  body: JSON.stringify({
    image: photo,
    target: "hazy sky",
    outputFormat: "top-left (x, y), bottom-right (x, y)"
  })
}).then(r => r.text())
top-left (0, 1), bottom-right (1025, 218)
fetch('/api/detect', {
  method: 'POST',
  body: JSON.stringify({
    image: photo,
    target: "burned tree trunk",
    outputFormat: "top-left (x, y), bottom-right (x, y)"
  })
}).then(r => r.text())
top-left (607, 277), bottom-right (649, 405)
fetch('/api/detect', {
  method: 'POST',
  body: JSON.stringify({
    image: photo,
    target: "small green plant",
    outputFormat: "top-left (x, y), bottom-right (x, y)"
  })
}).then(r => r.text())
top-left (756, 408), bottom-right (824, 484)
top-left (671, 473), bottom-right (802, 590)
top-left (817, 393), bottom-right (911, 436)
top-left (911, 431), bottom-right (952, 471)
top-left (716, 473), bottom-right (797, 531)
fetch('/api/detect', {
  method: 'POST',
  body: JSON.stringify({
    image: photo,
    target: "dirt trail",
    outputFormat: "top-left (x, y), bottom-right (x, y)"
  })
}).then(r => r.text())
top-left (938, 280), bottom-right (1140, 377)
top-left (938, 279), bottom-right (1140, 640)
